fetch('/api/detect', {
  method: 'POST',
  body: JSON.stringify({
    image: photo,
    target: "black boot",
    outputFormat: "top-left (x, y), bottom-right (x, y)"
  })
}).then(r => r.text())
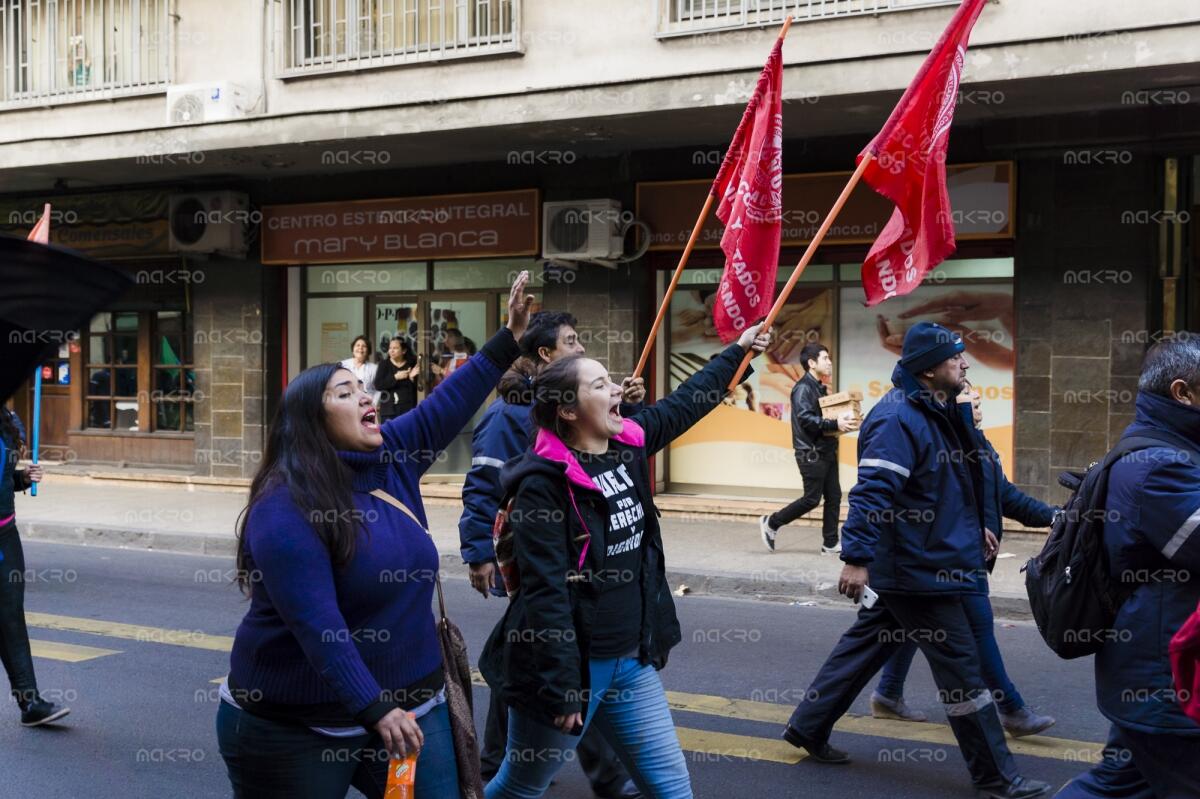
top-left (976, 776), bottom-right (1051, 799)
top-left (19, 695), bottom-right (70, 727)
top-left (782, 725), bottom-right (850, 764)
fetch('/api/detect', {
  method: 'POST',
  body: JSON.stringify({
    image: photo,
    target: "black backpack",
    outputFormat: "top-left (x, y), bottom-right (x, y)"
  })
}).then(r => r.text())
top-left (1024, 432), bottom-right (1198, 659)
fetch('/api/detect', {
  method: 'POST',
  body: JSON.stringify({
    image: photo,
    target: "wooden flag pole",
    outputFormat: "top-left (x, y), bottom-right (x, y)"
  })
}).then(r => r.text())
top-left (632, 14), bottom-right (794, 381)
top-left (728, 153), bottom-right (874, 390)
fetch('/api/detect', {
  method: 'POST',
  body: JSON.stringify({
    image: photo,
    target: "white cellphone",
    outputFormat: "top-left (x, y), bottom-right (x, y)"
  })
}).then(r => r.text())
top-left (860, 586), bottom-right (879, 609)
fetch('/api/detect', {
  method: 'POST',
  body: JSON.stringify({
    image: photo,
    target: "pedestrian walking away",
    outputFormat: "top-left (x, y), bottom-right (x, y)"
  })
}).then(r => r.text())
top-left (459, 310), bottom-right (645, 799)
top-left (479, 323), bottom-right (773, 799)
top-left (872, 382), bottom-right (1059, 737)
top-left (759, 341), bottom-right (858, 554)
top-left (1057, 336), bottom-right (1200, 799)
top-left (215, 272), bottom-right (534, 799)
top-left (0, 407), bottom-right (69, 728)
top-left (781, 322), bottom-right (1051, 799)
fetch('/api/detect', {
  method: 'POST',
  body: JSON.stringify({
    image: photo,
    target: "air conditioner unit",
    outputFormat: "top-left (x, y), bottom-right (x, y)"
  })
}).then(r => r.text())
top-left (166, 82), bottom-right (251, 125)
top-left (169, 191), bottom-right (249, 256)
top-left (542, 199), bottom-right (625, 260)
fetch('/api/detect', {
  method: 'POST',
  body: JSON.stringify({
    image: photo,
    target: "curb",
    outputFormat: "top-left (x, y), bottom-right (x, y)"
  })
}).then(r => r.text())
top-left (20, 521), bottom-right (1033, 618)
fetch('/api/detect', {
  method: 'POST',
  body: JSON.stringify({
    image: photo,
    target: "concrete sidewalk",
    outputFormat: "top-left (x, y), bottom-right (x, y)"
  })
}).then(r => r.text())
top-left (14, 473), bottom-right (1044, 617)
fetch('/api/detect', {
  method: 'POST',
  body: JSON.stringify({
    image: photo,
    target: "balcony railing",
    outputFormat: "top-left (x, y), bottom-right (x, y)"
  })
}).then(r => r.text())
top-left (657, 0), bottom-right (960, 37)
top-left (0, 0), bottom-right (171, 107)
top-left (276, 0), bottom-right (520, 78)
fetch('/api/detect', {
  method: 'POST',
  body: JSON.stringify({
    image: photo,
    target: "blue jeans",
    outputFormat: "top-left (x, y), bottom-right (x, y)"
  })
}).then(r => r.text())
top-left (876, 592), bottom-right (1024, 713)
top-left (485, 655), bottom-right (691, 799)
top-left (216, 699), bottom-right (459, 799)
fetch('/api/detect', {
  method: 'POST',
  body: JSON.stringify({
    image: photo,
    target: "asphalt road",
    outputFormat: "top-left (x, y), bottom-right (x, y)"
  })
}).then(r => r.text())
top-left (0, 541), bottom-right (1110, 798)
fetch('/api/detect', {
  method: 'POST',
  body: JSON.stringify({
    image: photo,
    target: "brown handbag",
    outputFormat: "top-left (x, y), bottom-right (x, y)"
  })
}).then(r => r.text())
top-left (370, 488), bottom-right (486, 799)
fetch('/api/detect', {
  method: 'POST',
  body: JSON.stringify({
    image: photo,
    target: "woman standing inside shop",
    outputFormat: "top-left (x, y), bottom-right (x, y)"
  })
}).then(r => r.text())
top-left (0, 407), bottom-right (69, 727)
top-left (480, 322), bottom-right (771, 799)
top-left (217, 273), bottom-right (533, 799)
top-left (341, 335), bottom-right (379, 401)
top-left (374, 337), bottom-right (421, 422)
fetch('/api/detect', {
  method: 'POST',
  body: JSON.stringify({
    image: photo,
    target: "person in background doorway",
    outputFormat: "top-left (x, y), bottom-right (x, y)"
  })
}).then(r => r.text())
top-left (374, 337), bottom-right (420, 423)
top-left (341, 335), bottom-right (378, 402)
top-left (759, 342), bottom-right (857, 555)
top-left (0, 406), bottom-right (68, 727)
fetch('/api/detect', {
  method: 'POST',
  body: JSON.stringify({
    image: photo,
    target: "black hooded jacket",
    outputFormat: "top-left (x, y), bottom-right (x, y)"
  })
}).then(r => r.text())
top-left (478, 344), bottom-right (752, 727)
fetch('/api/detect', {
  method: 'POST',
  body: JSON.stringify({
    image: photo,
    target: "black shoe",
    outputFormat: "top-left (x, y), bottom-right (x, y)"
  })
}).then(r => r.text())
top-left (976, 776), bottom-right (1052, 799)
top-left (782, 725), bottom-right (850, 764)
top-left (594, 778), bottom-right (642, 799)
top-left (19, 698), bottom-right (70, 727)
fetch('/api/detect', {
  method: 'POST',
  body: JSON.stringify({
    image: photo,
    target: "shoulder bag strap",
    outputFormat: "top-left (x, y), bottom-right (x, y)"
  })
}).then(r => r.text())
top-left (368, 487), bottom-right (449, 626)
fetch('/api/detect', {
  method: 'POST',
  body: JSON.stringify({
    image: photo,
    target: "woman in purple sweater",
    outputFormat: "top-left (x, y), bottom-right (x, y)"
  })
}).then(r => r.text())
top-left (217, 273), bottom-right (533, 799)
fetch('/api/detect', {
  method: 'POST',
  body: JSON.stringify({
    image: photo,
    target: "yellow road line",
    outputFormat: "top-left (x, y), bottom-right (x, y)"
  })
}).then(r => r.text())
top-left (30, 639), bottom-right (121, 662)
top-left (31, 615), bottom-right (1101, 765)
top-left (676, 727), bottom-right (804, 765)
top-left (666, 691), bottom-right (1103, 764)
top-left (25, 612), bottom-right (234, 653)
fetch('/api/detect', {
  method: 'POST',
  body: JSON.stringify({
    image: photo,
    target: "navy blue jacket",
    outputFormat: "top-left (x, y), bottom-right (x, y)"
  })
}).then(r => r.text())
top-left (841, 364), bottom-right (991, 594)
top-left (1097, 391), bottom-right (1200, 736)
top-left (972, 418), bottom-right (1056, 540)
top-left (0, 410), bottom-right (31, 518)
top-left (459, 397), bottom-right (533, 565)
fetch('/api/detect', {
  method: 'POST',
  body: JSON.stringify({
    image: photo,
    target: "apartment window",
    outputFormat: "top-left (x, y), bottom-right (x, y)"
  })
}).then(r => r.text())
top-left (0, 0), bottom-right (171, 106)
top-left (279, 0), bottom-right (520, 76)
top-left (658, 0), bottom-right (958, 36)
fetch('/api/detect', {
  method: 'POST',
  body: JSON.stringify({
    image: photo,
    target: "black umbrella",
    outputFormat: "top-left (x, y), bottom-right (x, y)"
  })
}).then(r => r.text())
top-left (0, 235), bottom-right (131, 404)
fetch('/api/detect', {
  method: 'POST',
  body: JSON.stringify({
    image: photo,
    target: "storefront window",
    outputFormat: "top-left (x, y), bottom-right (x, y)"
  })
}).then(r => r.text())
top-left (153, 311), bottom-right (195, 432)
top-left (306, 263), bottom-right (428, 294)
top-left (433, 259), bottom-right (543, 290)
top-left (664, 258), bottom-right (1015, 495)
top-left (306, 296), bottom-right (365, 365)
top-left (86, 312), bottom-right (140, 431)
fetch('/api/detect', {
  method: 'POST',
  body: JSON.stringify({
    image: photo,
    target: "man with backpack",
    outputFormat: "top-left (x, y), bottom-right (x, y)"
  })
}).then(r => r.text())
top-left (1056, 337), bottom-right (1200, 798)
top-left (781, 322), bottom-right (1050, 799)
top-left (459, 310), bottom-right (646, 799)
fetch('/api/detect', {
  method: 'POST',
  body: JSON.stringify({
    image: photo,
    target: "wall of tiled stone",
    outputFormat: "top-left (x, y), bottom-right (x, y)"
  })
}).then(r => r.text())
top-left (192, 259), bottom-right (266, 479)
top-left (1012, 155), bottom-right (1157, 504)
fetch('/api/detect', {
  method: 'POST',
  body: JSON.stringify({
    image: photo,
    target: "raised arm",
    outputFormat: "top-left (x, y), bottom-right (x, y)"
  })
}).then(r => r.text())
top-left (631, 323), bottom-right (770, 455)
top-left (381, 272), bottom-right (533, 476)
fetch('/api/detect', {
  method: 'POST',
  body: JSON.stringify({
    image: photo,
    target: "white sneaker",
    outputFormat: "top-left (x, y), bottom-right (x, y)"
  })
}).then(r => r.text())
top-left (759, 515), bottom-right (777, 552)
top-left (821, 542), bottom-right (842, 555)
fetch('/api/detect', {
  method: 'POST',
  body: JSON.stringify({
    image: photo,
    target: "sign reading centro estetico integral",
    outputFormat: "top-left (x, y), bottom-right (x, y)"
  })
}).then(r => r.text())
top-left (260, 189), bottom-right (539, 264)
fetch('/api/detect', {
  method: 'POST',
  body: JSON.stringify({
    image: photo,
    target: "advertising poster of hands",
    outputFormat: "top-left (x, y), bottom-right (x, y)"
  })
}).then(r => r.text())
top-left (668, 284), bottom-right (835, 493)
top-left (668, 279), bottom-right (1014, 494)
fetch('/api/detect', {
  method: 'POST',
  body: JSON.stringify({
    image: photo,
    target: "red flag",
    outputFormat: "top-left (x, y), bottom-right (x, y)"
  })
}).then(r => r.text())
top-left (711, 38), bottom-right (784, 343)
top-left (857, 0), bottom-right (987, 307)
top-left (27, 203), bottom-right (51, 244)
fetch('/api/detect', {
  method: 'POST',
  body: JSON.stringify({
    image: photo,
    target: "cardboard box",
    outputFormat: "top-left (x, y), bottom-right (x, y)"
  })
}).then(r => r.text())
top-left (819, 390), bottom-right (863, 435)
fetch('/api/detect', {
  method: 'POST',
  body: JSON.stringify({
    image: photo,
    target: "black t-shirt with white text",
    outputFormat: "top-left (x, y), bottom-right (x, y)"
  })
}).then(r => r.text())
top-left (574, 448), bottom-right (645, 658)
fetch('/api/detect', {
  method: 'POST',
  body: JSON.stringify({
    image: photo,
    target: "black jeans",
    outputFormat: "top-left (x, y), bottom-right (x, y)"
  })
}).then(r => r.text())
top-left (0, 520), bottom-right (38, 707)
top-left (481, 689), bottom-right (633, 792)
top-left (786, 593), bottom-right (1020, 788)
top-left (768, 454), bottom-right (841, 547)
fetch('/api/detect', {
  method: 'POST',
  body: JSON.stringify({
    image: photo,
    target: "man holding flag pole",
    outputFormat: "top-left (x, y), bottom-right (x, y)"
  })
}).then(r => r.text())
top-left (735, 1), bottom-right (1053, 796)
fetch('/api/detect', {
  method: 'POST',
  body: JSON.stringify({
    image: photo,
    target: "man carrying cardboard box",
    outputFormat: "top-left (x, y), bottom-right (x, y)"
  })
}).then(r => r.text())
top-left (760, 341), bottom-right (859, 554)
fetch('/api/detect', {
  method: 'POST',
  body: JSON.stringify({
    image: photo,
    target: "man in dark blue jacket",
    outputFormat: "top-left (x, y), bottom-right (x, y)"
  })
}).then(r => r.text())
top-left (782, 322), bottom-right (1050, 799)
top-left (459, 310), bottom-right (646, 799)
top-left (1058, 337), bottom-right (1200, 798)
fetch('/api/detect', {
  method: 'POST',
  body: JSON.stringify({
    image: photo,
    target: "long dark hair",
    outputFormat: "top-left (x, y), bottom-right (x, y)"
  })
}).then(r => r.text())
top-left (530, 355), bottom-right (585, 442)
top-left (235, 363), bottom-right (359, 594)
top-left (0, 406), bottom-right (22, 453)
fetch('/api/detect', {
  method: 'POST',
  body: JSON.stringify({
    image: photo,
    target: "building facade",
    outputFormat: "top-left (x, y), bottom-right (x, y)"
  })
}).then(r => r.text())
top-left (1, 0), bottom-right (1198, 501)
